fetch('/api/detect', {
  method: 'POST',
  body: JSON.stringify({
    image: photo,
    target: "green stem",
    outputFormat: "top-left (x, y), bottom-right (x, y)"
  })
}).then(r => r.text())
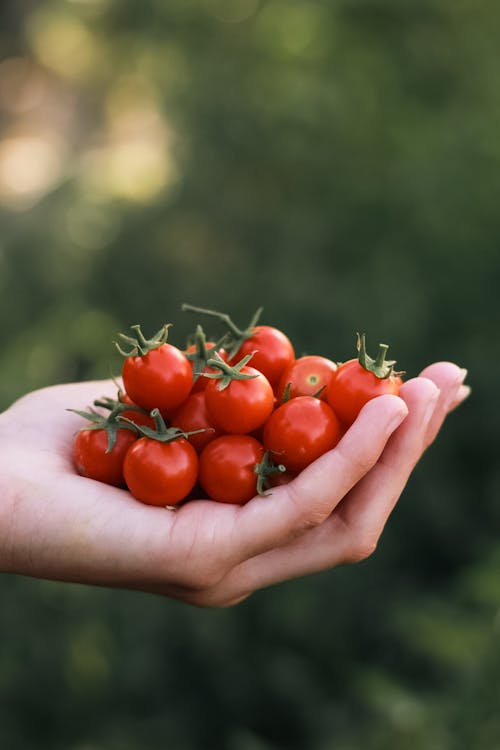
top-left (182, 303), bottom-right (264, 359)
top-left (114, 324), bottom-right (171, 358)
top-left (182, 304), bottom-right (244, 338)
top-left (374, 343), bottom-right (389, 370)
top-left (357, 333), bottom-right (397, 380)
top-left (204, 351), bottom-right (258, 390)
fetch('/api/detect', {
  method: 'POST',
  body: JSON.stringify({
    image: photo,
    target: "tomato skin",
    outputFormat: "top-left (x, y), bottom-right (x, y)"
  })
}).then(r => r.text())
top-left (73, 427), bottom-right (137, 488)
top-left (122, 344), bottom-right (192, 415)
top-left (199, 435), bottom-right (265, 504)
top-left (326, 359), bottom-right (400, 427)
top-left (204, 366), bottom-right (274, 434)
top-left (170, 391), bottom-right (222, 453)
top-left (263, 396), bottom-right (342, 473)
top-left (123, 437), bottom-right (198, 506)
top-left (228, 325), bottom-right (295, 386)
top-left (276, 355), bottom-right (337, 402)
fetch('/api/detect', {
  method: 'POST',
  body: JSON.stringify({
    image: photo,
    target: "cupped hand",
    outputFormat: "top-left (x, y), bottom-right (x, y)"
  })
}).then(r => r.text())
top-left (0, 363), bottom-right (469, 607)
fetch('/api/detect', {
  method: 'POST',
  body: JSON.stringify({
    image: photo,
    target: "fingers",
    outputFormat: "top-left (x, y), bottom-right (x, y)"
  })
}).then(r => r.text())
top-left (333, 376), bottom-right (440, 539)
top-left (418, 362), bottom-right (469, 446)
top-left (229, 394), bottom-right (408, 565)
top-left (211, 379), bottom-right (436, 597)
top-left (200, 367), bottom-right (464, 602)
top-left (449, 384), bottom-right (471, 411)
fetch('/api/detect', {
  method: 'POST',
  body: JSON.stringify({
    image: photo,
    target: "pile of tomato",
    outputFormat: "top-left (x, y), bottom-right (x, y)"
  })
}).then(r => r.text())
top-left (72, 305), bottom-right (403, 506)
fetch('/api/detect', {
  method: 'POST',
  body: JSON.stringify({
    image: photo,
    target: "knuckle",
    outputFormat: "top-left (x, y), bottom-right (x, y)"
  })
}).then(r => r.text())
top-left (286, 483), bottom-right (330, 535)
top-left (336, 442), bottom-right (376, 479)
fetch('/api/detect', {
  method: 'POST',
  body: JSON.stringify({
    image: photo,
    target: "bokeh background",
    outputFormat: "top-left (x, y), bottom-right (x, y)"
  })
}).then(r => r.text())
top-left (1, 1), bottom-right (500, 748)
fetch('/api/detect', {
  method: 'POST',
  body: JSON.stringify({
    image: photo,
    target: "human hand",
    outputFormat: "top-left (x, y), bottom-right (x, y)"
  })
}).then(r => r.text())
top-left (0, 363), bottom-right (468, 607)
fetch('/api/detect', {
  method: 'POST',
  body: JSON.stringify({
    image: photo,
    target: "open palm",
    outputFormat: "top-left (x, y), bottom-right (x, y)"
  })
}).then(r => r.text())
top-left (0, 362), bottom-right (468, 607)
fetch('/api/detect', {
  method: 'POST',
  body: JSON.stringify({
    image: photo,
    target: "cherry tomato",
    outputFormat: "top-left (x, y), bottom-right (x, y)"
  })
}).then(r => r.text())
top-left (170, 391), bottom-right (221, 453)
top-left (327, 361), bottom-right (400, 427)
top-left (122, 343), bottom-right (192, 416)
top-left (228, 325), bottom-right (295, 386)
top-left (123, 437), bottom-right (198, 506)
top-left (199, 435), bottom-right (265, 504)
top-left (204, 366), bottom-right (274, 434)
top-left (276, 355), bottom-right (337, 402)
top-left (73, 427), bottom-right (137, 488)
top-left (263, 396), bottom-right (342, 473)
top-left (326, 336), bottom-right (401, 427)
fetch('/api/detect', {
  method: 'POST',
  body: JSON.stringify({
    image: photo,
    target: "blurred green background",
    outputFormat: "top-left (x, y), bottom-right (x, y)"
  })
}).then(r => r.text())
top-left (1, 1), bottom-right (500, 748)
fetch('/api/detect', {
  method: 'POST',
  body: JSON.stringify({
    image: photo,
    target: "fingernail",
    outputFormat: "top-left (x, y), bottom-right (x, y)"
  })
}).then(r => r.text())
top-left (456, 384), bottom-right (471, 403)
top-left (424, 390), bottom-right (440, 424)
top-left (447, 372), bottom-right (469, 411)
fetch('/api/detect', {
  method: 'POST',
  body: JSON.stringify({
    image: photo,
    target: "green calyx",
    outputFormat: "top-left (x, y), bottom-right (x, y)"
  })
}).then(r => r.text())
top-left (203, 351), bottom-right (259, 391)
top-left (182, 303), bottom-right (263, 360)
top-left (184, 325), bottom-right (228, 386)
top-left (254, 450), bottom-right (287, 496)
top-left (119, 408), bottom-right (208, 443)
top-left (280, 382), bottom-right (324, 404)
top-left (114, 323), bottom-right (171, 358)
top-left (95, 394), bottom-right (149, 418)
top-left (68, 398), bottom-right (138, 453)
top-left (356, 333), bottom-right (398, 380)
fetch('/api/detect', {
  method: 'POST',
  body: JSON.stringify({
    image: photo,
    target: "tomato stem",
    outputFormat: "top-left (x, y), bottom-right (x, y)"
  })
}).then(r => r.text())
top-left (119, 408), bottom-right (209, 443)
top-left (182, 303), bottom-right (263, 359)
top-left (281, 382), bottom-right (292, 403)
top-left (357, 333), bottom-right (398, 380)
top-left (254, 451), bottom-right (287, 496)
top-left (203, 351), bottom-right (259, 391)
top-left (94, 395), bottom-right (149, 418)
top-left (184, 325), bottom-right (227, 386)
top-left (114, 323), bottom-right (171, 358)
top-left (68, 401), bottom-right (138, 453)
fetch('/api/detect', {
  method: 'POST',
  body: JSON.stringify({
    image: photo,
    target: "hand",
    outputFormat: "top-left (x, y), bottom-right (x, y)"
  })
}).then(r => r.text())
top-left (0, 363), bottom-right (469, 607)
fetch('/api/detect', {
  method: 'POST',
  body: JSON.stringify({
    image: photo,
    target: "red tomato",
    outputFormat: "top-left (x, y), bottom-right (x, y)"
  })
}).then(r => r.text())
top-left (276, 355), bottom-right (337, 402)
top-left (227, 325), bottom-right (295, 386)
top-left (122, 343), bottom-right (192, 415)
top-left (327, 361), bottom-right (400, 427)
top-left (123, 437), bottom-right (198, 506)
top-left (73, 427), bottom-right (137, 488)
top-left (170, 391), bottom-right (221, 453)
top-left (199, 435), bottom-right (265, 504)
top-left (326, 336), bottom-right (402, 427)
top-left (263, 396), bottom-right (342, 473)
top-left (204, 366), bottom-right (274, 434)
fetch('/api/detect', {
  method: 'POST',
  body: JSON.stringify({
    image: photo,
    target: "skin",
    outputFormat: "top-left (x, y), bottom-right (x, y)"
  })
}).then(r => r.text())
top-left (0, 362), bottom-right (469, 608)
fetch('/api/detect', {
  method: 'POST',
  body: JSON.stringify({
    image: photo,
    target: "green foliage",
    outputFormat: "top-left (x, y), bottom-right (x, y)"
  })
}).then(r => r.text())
top-left (0, 1), bottom-right (499, 748)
